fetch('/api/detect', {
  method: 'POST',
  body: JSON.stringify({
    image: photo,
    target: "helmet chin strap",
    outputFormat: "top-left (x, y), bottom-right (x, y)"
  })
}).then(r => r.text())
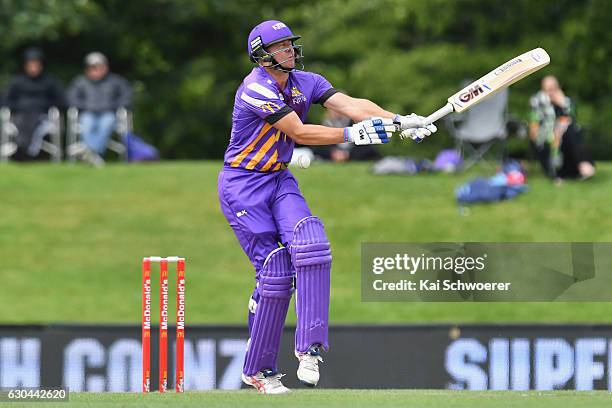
top-left (264, 44), bottom-right (304, 73)
top-left (269, 56), bottom-right (303, 73)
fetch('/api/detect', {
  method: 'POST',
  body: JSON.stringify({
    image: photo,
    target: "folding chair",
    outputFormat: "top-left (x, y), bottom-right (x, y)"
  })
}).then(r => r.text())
top-left (66, 107), bottom-right (132, 163)
top-left (0, 107), bottom-right (62, 163)
top-left (445, 88), bottom-right (508, 170)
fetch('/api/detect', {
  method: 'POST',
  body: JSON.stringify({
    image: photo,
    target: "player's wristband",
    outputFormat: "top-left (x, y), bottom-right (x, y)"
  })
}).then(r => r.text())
top-left (343, 128), bottom-right (351, 143)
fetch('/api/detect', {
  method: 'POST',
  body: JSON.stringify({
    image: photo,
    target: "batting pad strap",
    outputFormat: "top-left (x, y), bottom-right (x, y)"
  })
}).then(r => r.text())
top-left (256, 247), bottom-right (294, 299)
top-left (258, 275), bottom-right (293, 298)
top-left (290, 216), bottom-right (332, 264)
top-left (291, 242), bottom-right (332, 267)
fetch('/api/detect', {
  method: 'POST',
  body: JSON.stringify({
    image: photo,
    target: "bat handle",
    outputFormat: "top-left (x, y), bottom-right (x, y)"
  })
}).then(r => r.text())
top-left (392, 103), bottom-right (455, 132)
top-left (424, 103), bottom-right (454, 125)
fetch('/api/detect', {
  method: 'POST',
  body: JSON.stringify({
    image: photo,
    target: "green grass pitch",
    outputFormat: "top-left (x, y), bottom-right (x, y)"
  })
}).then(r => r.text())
top-left (1, 161), bottom-right (611, 324)
top-left (20, 390), bottom-right (612, 407)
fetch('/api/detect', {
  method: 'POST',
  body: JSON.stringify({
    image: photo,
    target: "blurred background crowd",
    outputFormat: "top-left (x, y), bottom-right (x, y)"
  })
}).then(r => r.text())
top-left (0, 0), bottom-right (609, 180)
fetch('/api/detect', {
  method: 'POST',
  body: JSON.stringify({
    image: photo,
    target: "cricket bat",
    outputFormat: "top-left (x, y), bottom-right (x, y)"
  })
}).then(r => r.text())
top-left (423, 48), bottom-right (550, 125)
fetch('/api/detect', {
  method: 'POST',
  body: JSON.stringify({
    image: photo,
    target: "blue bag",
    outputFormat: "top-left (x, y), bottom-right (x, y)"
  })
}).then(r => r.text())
top-left (123, 132), bottom-right (160, 162)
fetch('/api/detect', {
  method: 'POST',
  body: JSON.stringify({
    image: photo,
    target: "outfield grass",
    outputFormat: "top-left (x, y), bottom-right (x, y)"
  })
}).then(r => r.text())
top-left (1, 161), bottom-right (611, 324)
top-left (14, 390), bottom-right (612, 408)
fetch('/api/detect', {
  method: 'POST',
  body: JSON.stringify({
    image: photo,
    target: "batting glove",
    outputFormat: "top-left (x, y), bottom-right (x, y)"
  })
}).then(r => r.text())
top-left (399, 123), bottom-right (438, 143)
top-left (393, 113), bottom-right (425, 130)
top-left (344, 117), bottom-right (395, 145)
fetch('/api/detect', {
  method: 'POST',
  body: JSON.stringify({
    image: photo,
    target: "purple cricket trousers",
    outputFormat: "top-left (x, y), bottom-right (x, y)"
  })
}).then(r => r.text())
top-left (218, 166), bottom-right (330, 375)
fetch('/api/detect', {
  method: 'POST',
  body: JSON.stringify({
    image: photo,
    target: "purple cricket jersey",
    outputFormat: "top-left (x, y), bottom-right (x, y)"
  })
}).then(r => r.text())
top-left (219, 62), bottom-right (336, 373)
top-left (223, 66), bottom-right (336, 172)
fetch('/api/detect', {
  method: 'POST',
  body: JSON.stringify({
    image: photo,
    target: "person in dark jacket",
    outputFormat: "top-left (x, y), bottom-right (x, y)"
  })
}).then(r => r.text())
top-left (4, 47), bottom-right (64, 159)
top-left (67, 52), bottom-right (132, 157)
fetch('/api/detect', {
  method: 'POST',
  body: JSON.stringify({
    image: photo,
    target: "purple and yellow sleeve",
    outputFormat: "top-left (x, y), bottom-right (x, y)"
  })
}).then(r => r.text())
top-left (240, 81), bottom-right (293, 124)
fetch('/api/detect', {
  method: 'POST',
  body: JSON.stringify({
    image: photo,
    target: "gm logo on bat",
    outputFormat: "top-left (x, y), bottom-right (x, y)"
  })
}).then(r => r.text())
top-left (458, 85), bottom-right (487, 103)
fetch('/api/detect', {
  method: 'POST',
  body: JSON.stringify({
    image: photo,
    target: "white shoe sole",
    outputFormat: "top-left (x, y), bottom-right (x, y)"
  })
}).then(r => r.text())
top-left (241, 373), bottom-right (291, 394)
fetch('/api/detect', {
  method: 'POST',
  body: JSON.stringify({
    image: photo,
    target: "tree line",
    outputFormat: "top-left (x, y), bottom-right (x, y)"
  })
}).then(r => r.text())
top-left (0, 0), bottom-right (609, 159)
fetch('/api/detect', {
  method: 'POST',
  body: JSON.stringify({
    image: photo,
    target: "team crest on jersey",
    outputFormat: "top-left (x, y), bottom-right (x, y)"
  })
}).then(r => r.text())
top-left (291, 86), bottom-right (307, 104)
top-left (261, 101), bottom-right (281, 113)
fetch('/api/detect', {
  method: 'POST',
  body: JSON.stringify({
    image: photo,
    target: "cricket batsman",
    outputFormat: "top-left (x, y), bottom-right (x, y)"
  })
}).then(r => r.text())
top-left (218, 20), bottom-right (437, 394)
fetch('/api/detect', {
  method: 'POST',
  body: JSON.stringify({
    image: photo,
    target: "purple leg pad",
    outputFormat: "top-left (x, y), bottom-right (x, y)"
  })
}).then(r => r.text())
top-left (290, 216), bottom-right (332, 353)
top-left (243, 247), bottom-right (293, 375)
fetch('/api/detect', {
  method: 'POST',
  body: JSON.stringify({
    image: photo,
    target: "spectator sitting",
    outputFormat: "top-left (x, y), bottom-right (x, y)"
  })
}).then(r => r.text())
top-left (312, 109), bottom-right (381, 162)
top-left (4, 47), bottom-right (64, 160)
top-left (529, 75), bottom-right (595, 181)
top-left (67, 52), bottom-right (132, 164)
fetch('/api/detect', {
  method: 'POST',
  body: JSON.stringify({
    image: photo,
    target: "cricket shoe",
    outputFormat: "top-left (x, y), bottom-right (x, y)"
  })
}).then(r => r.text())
top-left (241, 369), bottom-right (290, 394)
top-left (295, 344), bottom-right (323, 387)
